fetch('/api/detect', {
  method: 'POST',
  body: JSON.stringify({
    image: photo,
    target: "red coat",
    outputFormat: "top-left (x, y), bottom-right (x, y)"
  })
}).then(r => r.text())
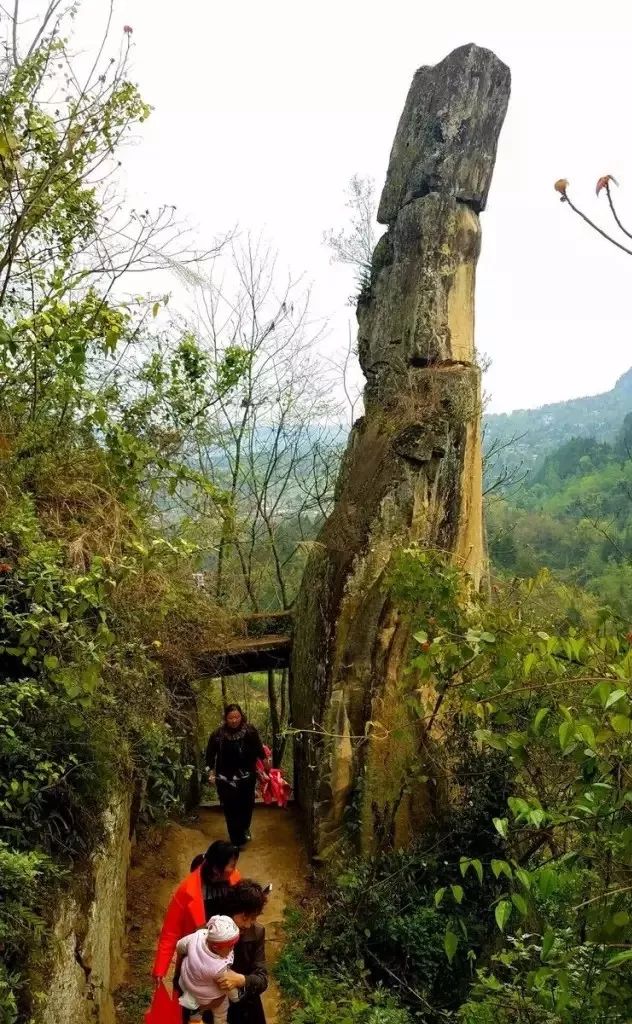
top-left (153, 867), bottom-right (241, 977)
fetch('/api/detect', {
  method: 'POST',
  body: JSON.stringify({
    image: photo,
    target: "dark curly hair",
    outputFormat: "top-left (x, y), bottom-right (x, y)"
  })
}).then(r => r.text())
top-left (226, 879), bottom-right (267, 916)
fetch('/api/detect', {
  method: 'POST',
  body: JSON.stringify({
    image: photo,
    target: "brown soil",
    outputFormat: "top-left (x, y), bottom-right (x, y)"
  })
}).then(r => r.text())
top-left (115, 806), bottom-right (307, 1024)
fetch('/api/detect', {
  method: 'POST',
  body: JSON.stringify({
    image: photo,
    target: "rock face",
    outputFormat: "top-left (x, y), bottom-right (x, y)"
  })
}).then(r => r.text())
top-left (37, 794), bottom-right (131, 1024)
top-left (291, 43), bottom-right (510, 857)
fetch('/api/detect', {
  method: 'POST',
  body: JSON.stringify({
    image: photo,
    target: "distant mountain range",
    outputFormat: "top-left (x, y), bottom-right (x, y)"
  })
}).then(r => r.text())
top-left (483, 368), bottom-right (632, 484)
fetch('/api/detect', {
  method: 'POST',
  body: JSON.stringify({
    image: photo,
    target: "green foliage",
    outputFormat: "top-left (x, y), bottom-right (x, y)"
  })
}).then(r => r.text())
top-left (0, 7), bottom-right (247, 1019)
top-left (459, 989), bottom-right (560, 1024)
top-left (0, 493), bottom-right (116, 855)
top-left (397, 551), bottom-right (632, 1023)
top-left (278, 835), bottom-right (496, 1017)
top-left (282, 554), bottom-right (632, 1024)
top-left (277, 931), bottom-right (413, 1024)
top-left (134, 724), bottom-right (194, 822)
top-left (0, 21), bottom-right (149, 299)
top-left (0, 844), bottom-right (58, 1024)
top-left (487, 412), bottom-right (632, 618)
top-left (288, 980), bottom-right (412, 1024)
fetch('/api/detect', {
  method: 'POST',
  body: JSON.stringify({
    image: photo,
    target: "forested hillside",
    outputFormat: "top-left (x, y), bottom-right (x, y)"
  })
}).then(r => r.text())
top-left (487, 411), bottom-right (632, 615)
top-left (484, 367), bottom-right (632, 483)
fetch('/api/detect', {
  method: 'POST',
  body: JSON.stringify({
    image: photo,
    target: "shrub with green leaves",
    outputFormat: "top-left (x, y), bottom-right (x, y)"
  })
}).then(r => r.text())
top-left (0, 845), bottom-right (58, 1024)
top-left (280, 556), bottom-right (632, 1024)
top-left (394, 553), bottom-right (632, 1023)
top-left (0, 5), bottom-right (248, 1019)
top-left (277, 948), bottom-right (413, 1024)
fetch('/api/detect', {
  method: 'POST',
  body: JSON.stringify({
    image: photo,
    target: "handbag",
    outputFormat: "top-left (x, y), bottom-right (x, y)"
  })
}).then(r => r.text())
top-left (145, 981), bottom-right (182, 1024)
top-left (256, 744), bottom-right (292, 807)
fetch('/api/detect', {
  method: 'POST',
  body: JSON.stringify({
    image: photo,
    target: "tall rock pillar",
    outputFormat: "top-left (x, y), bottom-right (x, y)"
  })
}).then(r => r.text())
top-left (291, 44), bottom-right (510, 857)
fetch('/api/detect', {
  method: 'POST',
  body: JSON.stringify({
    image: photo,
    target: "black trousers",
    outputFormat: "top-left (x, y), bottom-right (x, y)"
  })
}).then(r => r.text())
top-left (217, 775), bottom-right (256, 845)
top-left (189, 999), bottom-right (266, 1024)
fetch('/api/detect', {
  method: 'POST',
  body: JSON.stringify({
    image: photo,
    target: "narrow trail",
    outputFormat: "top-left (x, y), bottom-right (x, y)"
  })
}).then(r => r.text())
top-left (115, 806), bottom-right (306, 1024)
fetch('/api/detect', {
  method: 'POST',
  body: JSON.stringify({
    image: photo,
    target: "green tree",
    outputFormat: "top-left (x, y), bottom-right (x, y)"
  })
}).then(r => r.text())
top-left (281, 557), bottom-right (632, 1023)
top-left (0, 5), bottom-right (243, 1019)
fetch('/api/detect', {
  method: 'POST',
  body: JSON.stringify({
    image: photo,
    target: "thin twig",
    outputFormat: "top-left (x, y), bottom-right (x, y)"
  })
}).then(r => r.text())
top-left (562, 193), bottom-right (632, 256)
top-left (605, 182), bottom-right (632, 241)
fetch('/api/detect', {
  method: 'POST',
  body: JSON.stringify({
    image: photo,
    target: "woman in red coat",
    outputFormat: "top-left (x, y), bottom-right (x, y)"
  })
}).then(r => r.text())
top-left (153, 840), bottom-right (241, 983)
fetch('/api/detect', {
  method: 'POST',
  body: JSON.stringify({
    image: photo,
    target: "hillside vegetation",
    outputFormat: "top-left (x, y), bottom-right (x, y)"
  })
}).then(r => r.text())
top-left (0, 14), bottom-right (243, 1020)
top-left (484, 368), bottom-right (632, 485)
top-left (488, 413), bottom-right (632, 616)
top-left (279, 556), bottom-right (632, 1024)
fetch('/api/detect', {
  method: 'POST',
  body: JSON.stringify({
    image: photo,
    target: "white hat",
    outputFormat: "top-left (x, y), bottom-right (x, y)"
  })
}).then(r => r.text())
top-left (206, 915), bottom-right (240, 943)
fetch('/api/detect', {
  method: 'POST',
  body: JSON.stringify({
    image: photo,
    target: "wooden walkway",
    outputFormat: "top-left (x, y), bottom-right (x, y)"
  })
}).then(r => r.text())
top-left (196, 611), bottom-right (292, 678)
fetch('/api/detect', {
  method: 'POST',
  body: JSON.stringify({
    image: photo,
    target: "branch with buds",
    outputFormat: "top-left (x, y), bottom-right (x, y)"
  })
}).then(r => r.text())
top-left (554, 175), bottom-right (632, 255)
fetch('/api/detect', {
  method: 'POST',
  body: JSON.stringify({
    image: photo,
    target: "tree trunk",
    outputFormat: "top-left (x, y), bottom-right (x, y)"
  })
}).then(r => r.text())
top-left (267, 668), bottom-right (289, 767)
top-left (278, 667), bottom-right (289, 767)
top-left (267, 669), bottom-right (285, 767)
top-left (290, 44), bottom-right (510, 858)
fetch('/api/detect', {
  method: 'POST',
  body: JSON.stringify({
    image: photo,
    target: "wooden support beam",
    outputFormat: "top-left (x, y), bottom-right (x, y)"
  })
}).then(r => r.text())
top-left (197, 633), bottom-right (291, 678)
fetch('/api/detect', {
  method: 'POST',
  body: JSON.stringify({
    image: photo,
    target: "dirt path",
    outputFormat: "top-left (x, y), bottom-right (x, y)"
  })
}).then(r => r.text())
top-left (115, 806), bottom-right (307, 1023)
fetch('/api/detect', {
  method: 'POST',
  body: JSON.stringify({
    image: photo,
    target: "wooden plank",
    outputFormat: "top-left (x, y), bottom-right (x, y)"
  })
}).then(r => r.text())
top-left (196, 633), bottom-right (291, 677)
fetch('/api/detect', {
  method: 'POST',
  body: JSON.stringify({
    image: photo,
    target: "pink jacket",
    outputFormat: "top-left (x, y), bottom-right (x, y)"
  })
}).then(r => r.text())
top-left (177, 929), bottom-right (233, 1005)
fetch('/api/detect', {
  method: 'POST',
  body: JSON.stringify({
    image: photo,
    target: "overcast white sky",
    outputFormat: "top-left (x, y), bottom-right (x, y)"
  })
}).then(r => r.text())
top-left (96, 0), bottom-right (632, 413)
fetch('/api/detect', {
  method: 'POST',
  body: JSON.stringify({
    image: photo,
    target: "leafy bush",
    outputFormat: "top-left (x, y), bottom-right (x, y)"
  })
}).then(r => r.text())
top-left (289, 981), bottom-right (412, 1024)
top-left (0, 7), bottom-right (247, 1018)
top-left (277, 839), bottom-right (494, 1017)
top-left (394, 553), bottom-right (632, 1022)
top-left (459, 991), bottom-right (560, 1024)
top-left (0, 845), bottom-right (58, 1023)
top-left (277, 949), bottom-right (412, 1024)
top-left (280, 556), bottom-right (632, 1024)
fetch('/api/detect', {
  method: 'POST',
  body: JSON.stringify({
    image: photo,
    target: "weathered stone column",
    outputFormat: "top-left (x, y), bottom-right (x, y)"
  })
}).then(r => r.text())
top-left (291, 43), bottom-right (510, 857)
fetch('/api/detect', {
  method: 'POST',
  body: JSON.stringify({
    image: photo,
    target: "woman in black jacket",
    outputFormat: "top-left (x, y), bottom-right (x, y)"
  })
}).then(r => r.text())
top-left (215, 880), bottom-right (269, 1024)
top-left (178, 880), bottom-right (269, 1024)
top-left (206, 705), bottom-right (267, 847)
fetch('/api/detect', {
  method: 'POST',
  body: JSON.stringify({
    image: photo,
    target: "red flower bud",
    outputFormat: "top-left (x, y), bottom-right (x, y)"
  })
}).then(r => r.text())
top-left (596, 174), bottom-right (618, 196)
top-left (123, 24), bottom-right (133, 34)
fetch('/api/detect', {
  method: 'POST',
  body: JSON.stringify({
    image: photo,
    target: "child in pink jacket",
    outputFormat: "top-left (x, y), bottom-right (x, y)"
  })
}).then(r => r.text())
top-left (175, 915), bottom-right (240, 1022)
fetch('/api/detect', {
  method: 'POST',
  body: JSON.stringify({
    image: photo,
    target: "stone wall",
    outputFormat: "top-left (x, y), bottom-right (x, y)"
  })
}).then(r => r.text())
top-left (36, 793), bottom-right (131, 1024)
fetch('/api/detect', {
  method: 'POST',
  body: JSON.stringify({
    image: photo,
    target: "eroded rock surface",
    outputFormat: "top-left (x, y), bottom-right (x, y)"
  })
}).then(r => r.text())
top-left (291, 43), bottom-right (510, 857)
top-left (38, 795), bottom-right (130, 1024)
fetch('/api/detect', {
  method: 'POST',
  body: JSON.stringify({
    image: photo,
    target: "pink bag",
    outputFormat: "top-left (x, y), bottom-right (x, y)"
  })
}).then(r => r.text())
top-left (256, 745), bottom-right (292, 807)
top-left (265, 767), bottom-right (292, 807)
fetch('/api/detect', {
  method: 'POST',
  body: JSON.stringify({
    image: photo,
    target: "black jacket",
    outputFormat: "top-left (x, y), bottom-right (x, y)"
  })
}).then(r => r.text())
top-left (206, 725), bottom-right (266, 779)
